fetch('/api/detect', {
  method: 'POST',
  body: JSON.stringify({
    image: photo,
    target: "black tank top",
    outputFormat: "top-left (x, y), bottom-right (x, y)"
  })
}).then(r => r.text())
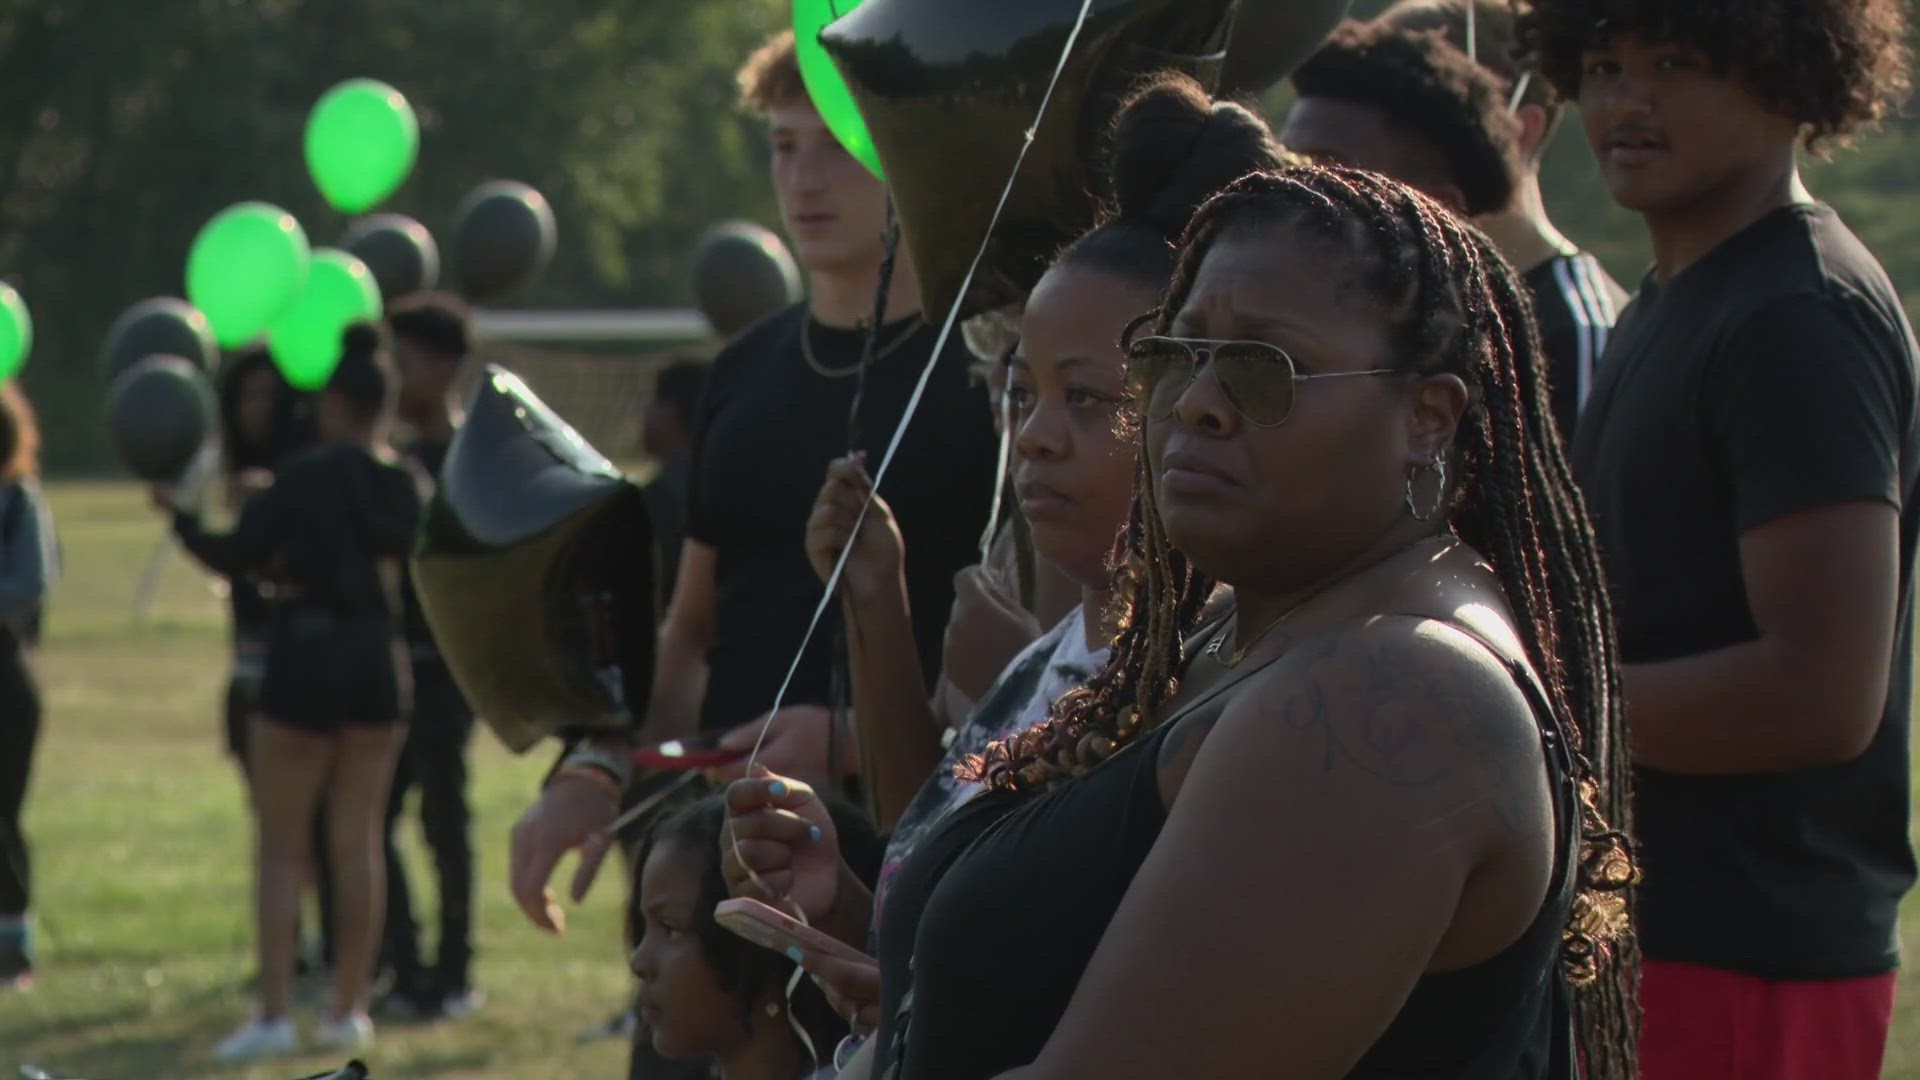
top-left (872, 620), bottom-right (1582, 1079)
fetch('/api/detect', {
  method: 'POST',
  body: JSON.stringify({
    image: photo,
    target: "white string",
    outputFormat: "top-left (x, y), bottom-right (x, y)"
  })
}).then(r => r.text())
top-left (1508, 71), bottom-right (1533, 114)
top-left (740, 0), bottom-right (1099, 778)
top-left (712, 7), bottom-right (1096, 1053)
top-left (976, 375), bottom-right (1016, 566)
top-left (1466, 0), bottom-right (1477, 62)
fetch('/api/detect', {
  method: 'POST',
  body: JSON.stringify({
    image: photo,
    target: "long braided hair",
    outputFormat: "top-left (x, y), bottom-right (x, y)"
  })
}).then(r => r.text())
top-left (965, 164), bottom-right (1640, 1076)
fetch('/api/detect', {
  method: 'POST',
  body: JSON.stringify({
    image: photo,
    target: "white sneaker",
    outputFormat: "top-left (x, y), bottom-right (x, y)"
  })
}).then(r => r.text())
top-left (441, 986), bottom-right (486, 1019)
top-left (214, 1016), bottom-right (299, 1063)
top-left (314, 1012), bottom-right (374, 1052)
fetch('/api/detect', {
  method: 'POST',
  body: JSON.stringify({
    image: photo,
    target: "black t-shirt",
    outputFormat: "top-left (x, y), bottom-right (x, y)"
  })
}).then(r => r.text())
top-left (1523, 250), bottom-right (1624, 441)
top-left (399, 435), bottom-right (450, 657)
top-left (685, 304), bottom-right (997, 732)
top-left (1573, 203), bottom-right (1920, 979)
top-left (645, 452), bottom-right (691, 600)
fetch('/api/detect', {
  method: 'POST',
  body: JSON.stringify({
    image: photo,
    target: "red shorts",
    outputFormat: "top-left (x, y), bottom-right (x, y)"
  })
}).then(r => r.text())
top-left (1638, 958), bottom-right (1896, 1080)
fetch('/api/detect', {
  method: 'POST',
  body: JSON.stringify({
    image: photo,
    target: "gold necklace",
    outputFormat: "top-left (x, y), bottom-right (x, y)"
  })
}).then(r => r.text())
top-left (1207, 592), bottom-right (1319, 667)
top-left (801, 315), bottom-right (927, 379)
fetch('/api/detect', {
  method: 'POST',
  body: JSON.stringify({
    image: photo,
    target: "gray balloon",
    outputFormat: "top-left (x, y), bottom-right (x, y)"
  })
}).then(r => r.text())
top-left (449, 180), bottom-right (557, 303)
top-left (100, 298), bottom-right (218, 381)
top-left (341, 213), bottom-right (441, 302)
top-left (693, 221), bottom-right (802, 337)
top-left (107, 355), bottom-right (213, 483)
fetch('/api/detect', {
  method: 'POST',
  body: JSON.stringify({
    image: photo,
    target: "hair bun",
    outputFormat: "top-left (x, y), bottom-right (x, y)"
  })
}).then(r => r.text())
top-left (1108, 73), bottom-right (1290, 242)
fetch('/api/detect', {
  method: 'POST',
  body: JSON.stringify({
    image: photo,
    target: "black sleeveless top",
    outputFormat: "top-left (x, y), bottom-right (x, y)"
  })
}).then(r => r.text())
top-left (872, 620), bottom-right (1582, 1079)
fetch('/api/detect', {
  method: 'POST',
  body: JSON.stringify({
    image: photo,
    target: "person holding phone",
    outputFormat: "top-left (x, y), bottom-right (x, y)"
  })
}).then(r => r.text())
top-left (631, 792), bottom-right (881, 1080)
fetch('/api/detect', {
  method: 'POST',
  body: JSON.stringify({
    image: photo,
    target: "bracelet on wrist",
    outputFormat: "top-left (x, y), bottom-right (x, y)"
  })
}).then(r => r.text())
top-left (560, 740), bottom-right (635, 790)
top-left (551, 764), bottom-right (623, 802)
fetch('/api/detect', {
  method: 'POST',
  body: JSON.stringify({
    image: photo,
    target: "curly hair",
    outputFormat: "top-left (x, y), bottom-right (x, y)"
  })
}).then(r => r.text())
top-left (1516, 0), bottom-right (1912, 151)
top-left (1291, 19), bottom-right (1525, 214)
top-left (737, 28), bottom-right (808, 114)
top-left (966, 164), bottom-right (1641, 1077)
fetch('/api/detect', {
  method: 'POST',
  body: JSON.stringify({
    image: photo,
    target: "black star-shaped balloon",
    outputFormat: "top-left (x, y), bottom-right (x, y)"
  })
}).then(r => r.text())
top-left (822, 0), bottom-right (1349, 320)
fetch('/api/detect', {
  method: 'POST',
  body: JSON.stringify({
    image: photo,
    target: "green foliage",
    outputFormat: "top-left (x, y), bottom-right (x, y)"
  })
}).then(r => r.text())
top-left (0, 0), bottom-right (1911, 472)
top-left (0, 0), bottom-right (787, 472)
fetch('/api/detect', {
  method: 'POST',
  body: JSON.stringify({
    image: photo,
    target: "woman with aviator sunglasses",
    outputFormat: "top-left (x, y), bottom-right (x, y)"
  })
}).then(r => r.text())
top-left (856, 165), bottom-right (1640, 1079)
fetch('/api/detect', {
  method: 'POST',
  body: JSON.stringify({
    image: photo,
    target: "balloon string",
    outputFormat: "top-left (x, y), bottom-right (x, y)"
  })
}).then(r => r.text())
top-left (976, 353), bottom-right (1016, 567)
top-left (737, 0), bottom-right (1099, 784)
top-left (726, 2), bottom-right (1094, 1052)
top-left (1466, 0), bottom-right (1477, 62)
top-left (1508, 71), bottom-right (1533, 114)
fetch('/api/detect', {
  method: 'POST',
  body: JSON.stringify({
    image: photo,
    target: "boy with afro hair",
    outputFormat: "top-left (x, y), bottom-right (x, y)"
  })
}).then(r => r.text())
top-left (1520, 1), bottom-right (1915, 1075)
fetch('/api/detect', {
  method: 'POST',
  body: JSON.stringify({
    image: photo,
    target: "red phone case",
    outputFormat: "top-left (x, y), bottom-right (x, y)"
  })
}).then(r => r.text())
top-left (714, 898), bottom-right (873, 965)
top-left (631, 739), bottom-right (747, 771)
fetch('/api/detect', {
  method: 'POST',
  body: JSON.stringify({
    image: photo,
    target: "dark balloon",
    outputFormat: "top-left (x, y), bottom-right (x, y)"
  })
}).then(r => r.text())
top-left (820, 0), bottom-right (1242, 320)
top-left (413, 365), bottom-right (656, 752)
top-left (106, 355), bottom-right (214, 483)
top-left (448, 180), bottom-right (557, 303)
top-left (340, 212), bottom-right (441, 301)
top-left (692, 221), bottom-right (802, 337)
top-left (1219, 0), bottom-right (1353, 95)
top-left (100, 298), bottom-right (218, 381)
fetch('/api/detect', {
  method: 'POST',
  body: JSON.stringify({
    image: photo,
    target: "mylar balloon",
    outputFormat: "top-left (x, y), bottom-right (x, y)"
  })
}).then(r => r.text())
top-left (0, 283), bottom-right (29, 383)
top-left (820, 0), bottom-right (1243, 319)
top-left (107, 355), bottom-right (214, 483)
top-left (268, 248), bottom-right (383, 391)
top-left (340, 213), bottom-right (440, 302)
top-left (187, 202), bottom-right (311, 348)
top-left (306, 79), bottom-right (420, 215)
top-left (1219, 0), bottom-right (1353, 96)
top-left (692, 221), bottom-right (802, 337)
top-left (413, 366), bottom-right (656, 752)
top-left (449, 181), bottom-right (557, 303)
top-left (100, 297), bottom-right (218, 381)
top-left (794, 0), bottom-right (882, 177)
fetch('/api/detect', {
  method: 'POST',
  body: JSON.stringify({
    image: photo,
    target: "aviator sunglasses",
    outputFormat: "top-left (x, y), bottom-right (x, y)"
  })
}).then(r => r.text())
top-left (1123, 320), bottom-right (1401, 428)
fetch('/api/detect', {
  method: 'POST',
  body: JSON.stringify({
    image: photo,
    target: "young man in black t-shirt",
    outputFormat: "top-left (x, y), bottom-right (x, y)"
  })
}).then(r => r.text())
top-left (1522, 3), bottom-right (1917, 1076)
top-left (502, 32), bottom-right (996, 1071)
top-left (377, 294), bottom-right (481, 1020)
top-left (1284, 8), bottom-right (1627, 440)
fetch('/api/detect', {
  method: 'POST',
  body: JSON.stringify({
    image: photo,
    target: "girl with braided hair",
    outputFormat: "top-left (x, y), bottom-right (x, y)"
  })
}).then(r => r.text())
top-left (850, 164), bottom-right (1640, 1080)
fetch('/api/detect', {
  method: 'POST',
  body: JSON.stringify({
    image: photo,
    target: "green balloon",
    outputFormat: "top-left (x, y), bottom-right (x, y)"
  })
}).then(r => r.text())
top-left (187, 202), bottom-right (311, 348)
top-left (306, 79), bottom-right (420, 215)
top-left (268, 248), bottom-right (382, 391)
top-left (795, 0), bottom-right (882, 177)
top-left (0, 283), bottom-right (29, 382)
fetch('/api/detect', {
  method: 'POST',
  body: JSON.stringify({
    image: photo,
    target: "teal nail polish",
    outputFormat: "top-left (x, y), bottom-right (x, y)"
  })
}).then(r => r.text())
top-left (787, 946), bottom-right (804, 963)
top-left (810, 824), bottom-right (824, 843)
top-left (769, 780), bottom-right (789, 798)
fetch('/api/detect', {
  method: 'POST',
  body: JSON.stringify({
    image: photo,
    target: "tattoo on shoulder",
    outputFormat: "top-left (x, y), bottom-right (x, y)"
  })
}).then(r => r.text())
top-left (1260, 628), bottom-right (1540, 808)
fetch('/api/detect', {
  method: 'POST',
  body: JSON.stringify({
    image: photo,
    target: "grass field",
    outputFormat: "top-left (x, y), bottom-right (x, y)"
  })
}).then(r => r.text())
top-left (8, 481), bottom-right (1920, 1078)
top-left (3, 483), bottom-right (633, 1079)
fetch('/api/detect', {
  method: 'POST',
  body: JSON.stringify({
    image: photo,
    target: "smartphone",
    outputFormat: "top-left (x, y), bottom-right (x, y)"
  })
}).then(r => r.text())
top-left (714, 897), bottom-right (874, 966)
top-left (631, 735), bottom-right (747, 771)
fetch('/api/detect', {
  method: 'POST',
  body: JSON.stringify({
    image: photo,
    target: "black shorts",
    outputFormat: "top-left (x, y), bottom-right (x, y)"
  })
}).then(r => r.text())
top-left (260, 612), bottom-right (408, 732)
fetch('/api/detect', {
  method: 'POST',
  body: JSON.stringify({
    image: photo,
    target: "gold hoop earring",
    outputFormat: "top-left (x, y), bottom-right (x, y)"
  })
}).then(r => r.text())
top-left (1405, 453), bottom-right (1447, 522)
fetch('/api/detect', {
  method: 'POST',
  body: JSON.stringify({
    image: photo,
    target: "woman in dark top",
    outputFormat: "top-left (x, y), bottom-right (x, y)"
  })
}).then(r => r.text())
top-left (855, 167), bottom-right (1643, 1079)
top-left (215, 347), bottom-right (315, 772)
top-left (161, 323), bottom-right (423, 1061)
